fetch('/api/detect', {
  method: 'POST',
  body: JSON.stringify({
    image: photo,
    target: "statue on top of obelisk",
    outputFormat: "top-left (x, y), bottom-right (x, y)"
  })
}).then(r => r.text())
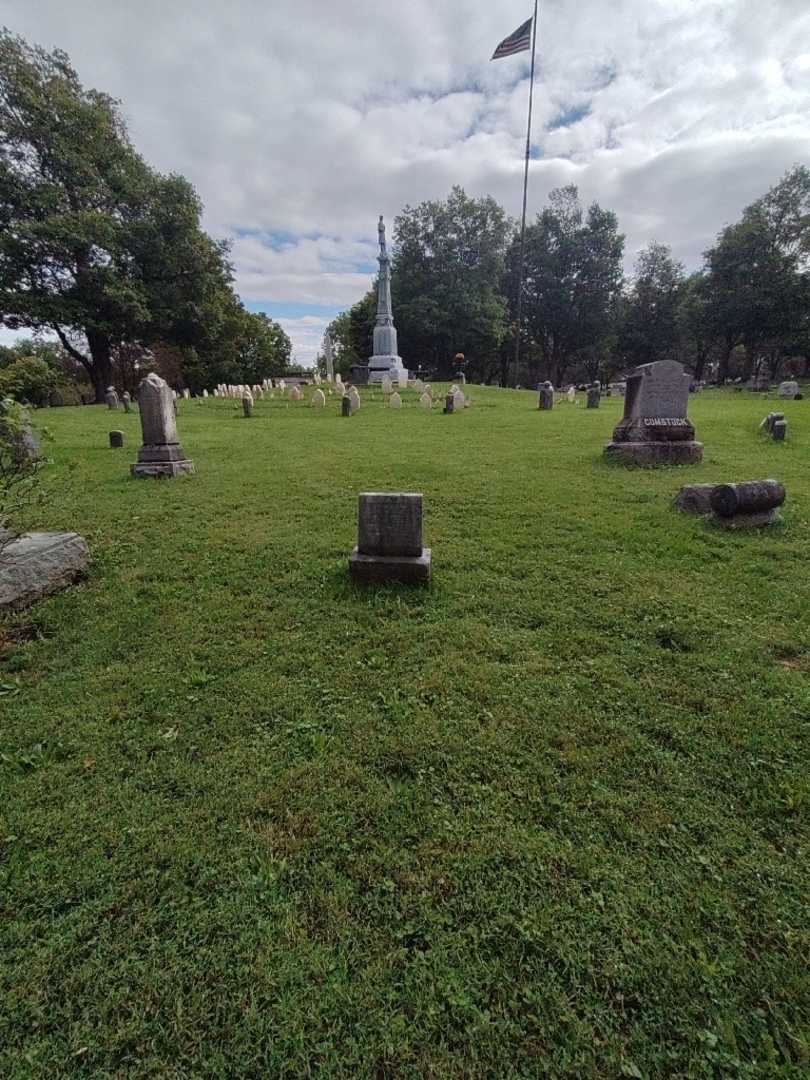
top-left (368, 215), bottom-right (408, 385)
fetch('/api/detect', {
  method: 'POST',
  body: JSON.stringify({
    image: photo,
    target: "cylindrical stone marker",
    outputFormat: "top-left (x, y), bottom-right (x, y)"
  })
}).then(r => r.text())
top-left (710, 480), bottom-right (785, 518)
top-left (109, 430), bottom-right (124, 448)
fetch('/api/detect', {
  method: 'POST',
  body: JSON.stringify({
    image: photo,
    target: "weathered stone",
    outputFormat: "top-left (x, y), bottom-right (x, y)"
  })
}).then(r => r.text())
top-left (122, 392), bottom-right (132, 413)
top-left (605, 359), bottom-right (703, 465)
top-left (242, 394), bottom-right (253, 418)
top-left (381, 374), bottom-right (393, 395)
top-left (453, 389), bottom-right (465, 411)
top-left (586, 383), bottom-right (601, 409)
top-left (105, 386), bottom-right (120, 410)
top-left (350, 492), bottom-right (430, 584)
top-left (341, 395), bottom-right (352, 417)
top-left (109, 430), bottom-right (124, 448)
top-left (674, 484), bottom-right (717, 515)
top-left (566, 385), bottom-right (576, 403)
top-left (131, 373), bottom-right (194, 478)
top-left (389, 391), bottom-right (402, 409)
top-left (713, 509), bottom-right (781, 529)
top-left (538, 381), bottom-right (554, 410)
top-left (444, 393), bottom-right (455, 414)
top-left (358, 493), bottom-right (423, 556)
top-left (311, 389), bottom-right (326, 408)
top-left (0, 531), bottom-right (89, 611)
top-left (772, 419), bottom-right (787, 441)
top-left (290, 385), bottom-right (302, 401)
top-left (348, 386), bottom-right (361, 413)
top-left (420, 392), bottom-right (433, 409)
top-left (710, 480), bottom-right (785, 518)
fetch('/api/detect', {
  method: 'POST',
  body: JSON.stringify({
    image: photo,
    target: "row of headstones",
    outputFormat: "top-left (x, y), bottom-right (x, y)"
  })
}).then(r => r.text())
top-left (538, 382), bottom-right (603, 410)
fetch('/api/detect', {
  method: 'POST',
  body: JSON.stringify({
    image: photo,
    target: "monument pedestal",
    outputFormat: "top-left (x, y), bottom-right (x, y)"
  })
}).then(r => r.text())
top-left (368, 355), bottom-right (408, 384)
top-left (605, 440), bottom-right (704, 466)
top-left (131, 444), bottom-right (195, 477)
top-left (349, 547), bottom-right (431, 584)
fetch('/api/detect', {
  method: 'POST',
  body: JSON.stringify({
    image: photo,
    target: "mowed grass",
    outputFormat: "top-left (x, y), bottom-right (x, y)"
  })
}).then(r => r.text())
top-left (2, 385), bottom-right (810, 1078)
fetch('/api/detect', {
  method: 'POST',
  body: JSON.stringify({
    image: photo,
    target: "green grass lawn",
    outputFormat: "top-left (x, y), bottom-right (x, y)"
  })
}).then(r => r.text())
top-left (2, 385), bottom-right (809, 1078)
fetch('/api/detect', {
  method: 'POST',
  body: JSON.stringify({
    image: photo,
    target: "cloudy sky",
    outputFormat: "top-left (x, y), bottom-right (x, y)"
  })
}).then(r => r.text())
top-left (2, 0), bottom-right (809, 363)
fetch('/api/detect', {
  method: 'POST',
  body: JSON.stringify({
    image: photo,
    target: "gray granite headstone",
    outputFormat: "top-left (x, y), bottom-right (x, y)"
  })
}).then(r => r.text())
top-left (586, 383), bottom-right (601, 409)
top-left (341, 395), bottom-right (352, 417)
top-left (122, 392), bottom-right (132, 413)
top-left (242, 395), bottom-right (253, 418)
top-left (778, 381), bottom-right (799, 399)
top-left (605, 359), bottom-right (703, 465)
top-left (109, 430), bottom-right (124, 448)
top-left (538, 381), bottom-right (554, 410)
top-left (131, 373), bottom-right (194, 478)
top-left (772, 419), bottom-right (787, 441)
top-left (349, 492), bottom-right (431, 584)
top-left (105, 386), bottom-right (119, 410)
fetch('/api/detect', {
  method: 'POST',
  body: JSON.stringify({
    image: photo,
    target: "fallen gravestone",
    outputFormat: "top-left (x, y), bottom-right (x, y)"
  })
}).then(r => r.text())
top-left (674, 484), bottom-right (717, 515)
top-left (605, 359), bottom-right (703, 465)
top-left (0, 531), bottom-right (89, 611)
top-left (710, 480), bottom-right (785, 529)
top-left (349, 492), bottom-right (431, 584)
top-left (109, 431), bottom-right (124, 448)
top-left (538, 381), bottom-right (554, 410)
top-left (131, 373), bottom-right (195, 477)
top-left (759, 412), bottom-right (785, 434)
top-left (778, 381), bottom-right (799, 399)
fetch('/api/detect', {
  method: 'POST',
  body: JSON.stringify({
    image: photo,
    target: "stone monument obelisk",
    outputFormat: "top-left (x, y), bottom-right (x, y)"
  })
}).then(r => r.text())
top-left (368, 216), bottom-right (408, 385)
top-left (323, 332), bottom-right (335, 384)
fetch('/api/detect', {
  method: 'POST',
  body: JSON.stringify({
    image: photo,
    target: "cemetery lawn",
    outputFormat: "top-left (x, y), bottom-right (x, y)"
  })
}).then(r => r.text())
top-left (3, 386), bottom-right (810, 1079)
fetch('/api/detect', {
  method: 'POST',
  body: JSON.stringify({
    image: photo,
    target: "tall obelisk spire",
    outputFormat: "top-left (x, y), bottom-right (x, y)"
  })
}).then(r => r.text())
top-left (368, 215), bottom-right (408, 384)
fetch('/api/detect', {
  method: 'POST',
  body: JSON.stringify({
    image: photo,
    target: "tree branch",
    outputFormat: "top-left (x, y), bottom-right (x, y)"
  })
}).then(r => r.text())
top-left (52, 325), bottom-right (93, 376)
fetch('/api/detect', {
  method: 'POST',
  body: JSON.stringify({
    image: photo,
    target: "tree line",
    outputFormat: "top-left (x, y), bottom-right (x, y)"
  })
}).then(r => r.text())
top-left (0, 31), bottom-right (293, 403)
top-left (324, 171), bottom-right (810, 387)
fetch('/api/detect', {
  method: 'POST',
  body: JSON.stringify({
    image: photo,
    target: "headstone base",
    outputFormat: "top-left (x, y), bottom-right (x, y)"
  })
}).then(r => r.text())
top-left (604, 441), bottom-right (704, 466)
top-left (0, 531), bottom-right (89, 611)
top-left (131, 443), bottom-right (194, 477)
top-left (711, 509), bottom-right (781, 530)
top-left (674, 483), bottom-right (717, 514)
top-left (349, 547), bottom-right (431, 585)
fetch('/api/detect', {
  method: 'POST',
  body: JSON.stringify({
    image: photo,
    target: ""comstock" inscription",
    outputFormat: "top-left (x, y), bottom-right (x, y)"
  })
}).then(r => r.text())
top-left (643, 417), bottom-right (688, 427)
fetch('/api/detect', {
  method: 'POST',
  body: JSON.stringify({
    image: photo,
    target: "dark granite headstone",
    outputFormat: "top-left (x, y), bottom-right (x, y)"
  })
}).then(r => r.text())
top-left (604, 359), bottom-right (703, 465)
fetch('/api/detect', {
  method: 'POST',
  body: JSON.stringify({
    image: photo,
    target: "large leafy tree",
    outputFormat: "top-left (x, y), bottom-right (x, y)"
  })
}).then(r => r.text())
top-left (0, 30), bottom-right (235, 401)
top-left (323, 290), bottom-right (376, 378)
top-left (507, 186), bottom-right (624, 386)
top-left (617, 241), bottom-right (684, 370)
top-left (704, 166), bottom-right (810, 382)
top-left (392, 186), bottom-right (510, 380)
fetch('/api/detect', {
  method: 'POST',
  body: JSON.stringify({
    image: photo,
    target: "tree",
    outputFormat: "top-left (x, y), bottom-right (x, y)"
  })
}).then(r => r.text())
top-left (677, 272), bottom-right (716, 381)
top-left (0, 31), bottom-right (235, 401)
top-left (507, 186), bottom-right (624, 386)
top-left (324, 290), bottom-right (376, 378)
top-left (392, 187), bottom-right (510, 380)
top-left (618, 242), bottom-right (684, 369)
top-left (0, 355), bottom-right (58, 405)
top-left (704, 166), bottom-right (810, 382)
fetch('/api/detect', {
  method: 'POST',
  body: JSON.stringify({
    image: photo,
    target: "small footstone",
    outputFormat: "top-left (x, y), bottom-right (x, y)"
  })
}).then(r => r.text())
top-left (109, 431), bottom-right (124, 448)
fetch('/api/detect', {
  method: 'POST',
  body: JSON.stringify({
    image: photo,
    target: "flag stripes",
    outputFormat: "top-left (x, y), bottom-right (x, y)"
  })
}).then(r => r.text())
top-left (491, 17), bottom-right (532, 60)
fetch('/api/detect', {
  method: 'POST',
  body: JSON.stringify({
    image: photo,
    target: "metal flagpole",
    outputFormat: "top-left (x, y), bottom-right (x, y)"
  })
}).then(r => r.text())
top-left (512, 0), bottom-right (539, 385)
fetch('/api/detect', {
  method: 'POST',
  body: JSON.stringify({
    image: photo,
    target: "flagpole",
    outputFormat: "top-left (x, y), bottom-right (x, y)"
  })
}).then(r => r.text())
top-left (512, 0), bottom-right (539, 385)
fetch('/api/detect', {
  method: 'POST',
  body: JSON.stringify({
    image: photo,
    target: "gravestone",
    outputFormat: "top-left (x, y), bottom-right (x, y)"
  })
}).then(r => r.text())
top-left (202, 389), bottom-right (208, 398)
top-left (759, 411), bottom-right (784, 434)
top-left (242, 394), bottom-right (253, 418)
top-left (349, 492), bottom-right (431, 584)
top-left (290, 385), bottom-right (302, 401)
top-left (0, 531), bottom-right (89, 611)
top-left (778, 381), bottom-right (800, 399)
top-left (772, 419), bottom-right (787, 442)
top-left (348, 386), bottom-right (361, 413)
top-left (604, 359), bottom-right (703, 465)
top-left (710, 480), bottom-right (784, 529)
top-left (674, 484), bottom-right (718, 515)
top-left (381, 374), bottom-right (393, 396)
top-left (444, 392), bottom-right (454, 414)
top-left (311, 389), bottom-right (326, 408)
top-left (389, 391), bottom-right (402, 409)
top-left (182, 388), bottom-right (190, 400)
top-left (420, 392), bottom-right (432, 409)
top-left (105, 386), bottom-right (120, 410)
top-left (341, 394), bottom-right (352, 417)
top-left (586, 382), bottom-right (601, 409)
top-left (109, 431), bottom-right (124, 449)
top-left (131, 373), bottom-right (195, 477)
top-left (567, 386), bottom-right (576, 404)
top-left (122, 392), bottom-right (132, 413)
top-left (538, 381), bottom-right (554, 410)
top-left (453, 389), bottom-right (465, 411)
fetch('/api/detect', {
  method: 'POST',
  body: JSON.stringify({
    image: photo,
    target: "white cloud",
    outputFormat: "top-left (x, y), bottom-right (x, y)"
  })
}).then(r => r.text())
top-left (2, 0), bottom-right (809, 362)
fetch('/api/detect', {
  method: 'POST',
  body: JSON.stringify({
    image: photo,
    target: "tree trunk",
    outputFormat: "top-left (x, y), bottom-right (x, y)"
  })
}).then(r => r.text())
top-left (87, 331), bottom-right (113, 403)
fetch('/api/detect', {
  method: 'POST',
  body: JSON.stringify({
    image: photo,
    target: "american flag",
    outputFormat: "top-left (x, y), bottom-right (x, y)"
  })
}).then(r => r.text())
top-left (491, 17), bottom-right (533, 60)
